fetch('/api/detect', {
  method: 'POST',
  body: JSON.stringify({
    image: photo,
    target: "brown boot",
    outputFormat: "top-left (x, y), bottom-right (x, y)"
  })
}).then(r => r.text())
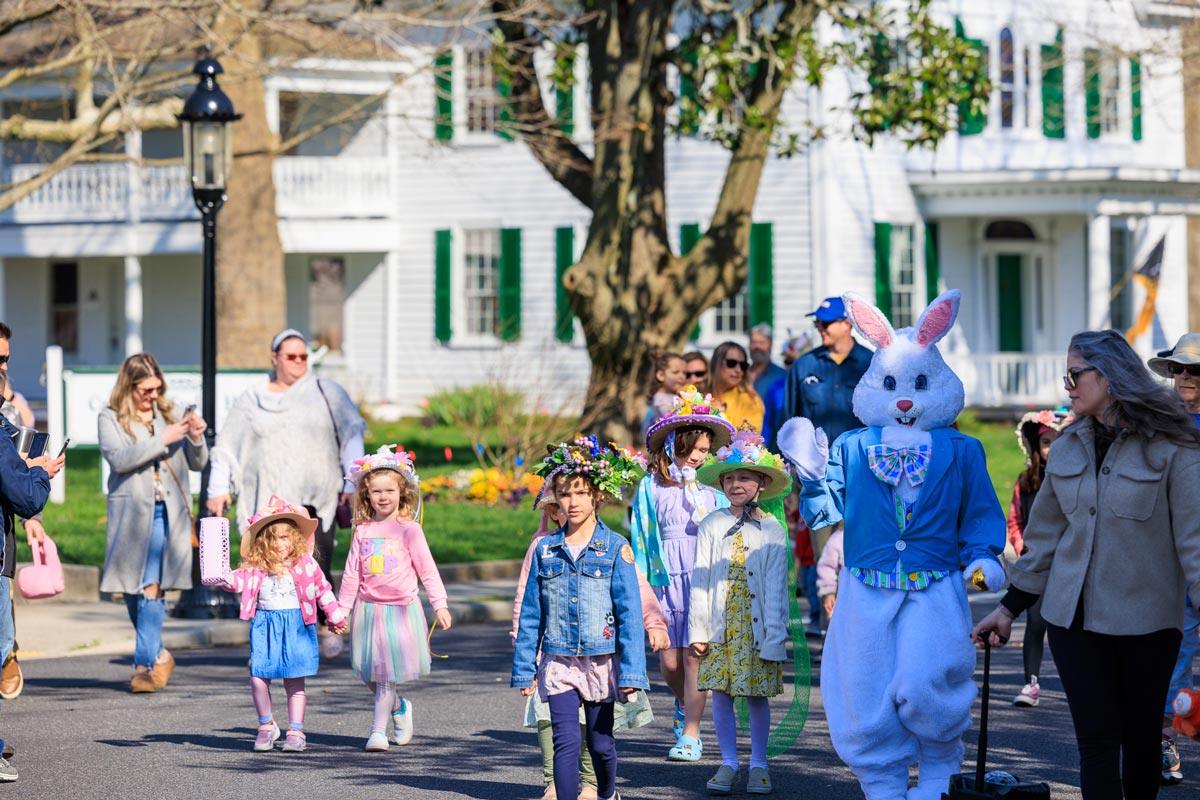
top-left (151, 652), bottom-right (175, 689)
top-left (0, 654), bottom-right (23, 700)
top-left (130, 672), bottom-right (157, 693)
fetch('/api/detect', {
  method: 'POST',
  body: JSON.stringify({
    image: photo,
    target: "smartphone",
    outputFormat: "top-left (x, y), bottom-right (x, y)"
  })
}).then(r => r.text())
top-left (182, 404), bottom-right (197, 421)
top-left (25, 432), bottom-right (48, 459)
top-left (56, 437), bottom-right (71, 458)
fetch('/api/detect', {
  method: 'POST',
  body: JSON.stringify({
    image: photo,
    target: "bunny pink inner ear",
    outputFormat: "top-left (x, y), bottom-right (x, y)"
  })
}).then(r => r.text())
top-left (915, 291), bottom-right (960, 347)
top-left (845, 296), bottom-right (894, 348)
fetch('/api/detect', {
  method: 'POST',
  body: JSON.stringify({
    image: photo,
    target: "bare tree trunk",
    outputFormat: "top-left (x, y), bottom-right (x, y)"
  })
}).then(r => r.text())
top-left (213, 4), bottom-right (285, 368)
top-left (1185, 20), bottom-right (1200, 330)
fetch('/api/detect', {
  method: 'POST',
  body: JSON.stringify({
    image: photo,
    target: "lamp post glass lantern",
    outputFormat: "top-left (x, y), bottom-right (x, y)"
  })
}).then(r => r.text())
top-left (175, 50), bottom-right (241, 619)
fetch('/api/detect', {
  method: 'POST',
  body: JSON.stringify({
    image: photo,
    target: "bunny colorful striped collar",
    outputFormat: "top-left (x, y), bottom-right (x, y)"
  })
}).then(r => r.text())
top-left (866, 443), bottom-right (931, 486)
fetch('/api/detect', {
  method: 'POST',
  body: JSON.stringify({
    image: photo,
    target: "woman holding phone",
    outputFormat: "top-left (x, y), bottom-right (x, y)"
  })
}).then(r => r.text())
top-left (98, 353), bottom-right (208, 693)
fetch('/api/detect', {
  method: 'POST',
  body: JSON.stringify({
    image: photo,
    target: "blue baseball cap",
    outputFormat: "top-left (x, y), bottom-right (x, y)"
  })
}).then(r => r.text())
top-left (806, 297), bottom-right (846, 322)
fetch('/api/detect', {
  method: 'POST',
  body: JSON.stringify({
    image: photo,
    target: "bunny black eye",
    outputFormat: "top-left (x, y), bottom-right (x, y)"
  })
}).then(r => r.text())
top-left (883, 376), bottom-right (897, 391)
top-left (915, 374), bottom-right (928, 391)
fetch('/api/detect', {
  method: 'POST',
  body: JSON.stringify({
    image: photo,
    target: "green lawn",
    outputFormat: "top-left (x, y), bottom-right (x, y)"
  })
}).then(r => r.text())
top-left (26, 415), bottom-right (1026, 568)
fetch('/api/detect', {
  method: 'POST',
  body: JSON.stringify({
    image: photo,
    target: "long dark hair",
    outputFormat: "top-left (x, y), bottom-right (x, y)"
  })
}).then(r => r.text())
top-left (709, 341), bottom-right (755, 399)
top-left (1069, 330), bottom-right (1200, 447)
top-left (1017, 422), bottom-right (1050, 495)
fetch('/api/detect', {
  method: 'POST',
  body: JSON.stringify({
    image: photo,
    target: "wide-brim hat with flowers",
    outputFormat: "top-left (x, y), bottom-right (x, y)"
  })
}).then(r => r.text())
top-left (1149, 333), bottom-right (1200, 378)
top-left (532, 435), bottom-right (648, 502)
top-left (240, 495), bottom-right (319, 558)
top-left (347, 444), bottom-right (420, 490)
top-left (696, 430), bottom-right (792, 501)
top-left (1015, 408), bottom-right (1075, 463)
top-left (645, 385), bottom-right (736, 454)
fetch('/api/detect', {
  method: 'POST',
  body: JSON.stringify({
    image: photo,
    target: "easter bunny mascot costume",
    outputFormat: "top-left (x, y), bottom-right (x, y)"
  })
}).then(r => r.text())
top-left (778, 290), bottom-right (1005, 800)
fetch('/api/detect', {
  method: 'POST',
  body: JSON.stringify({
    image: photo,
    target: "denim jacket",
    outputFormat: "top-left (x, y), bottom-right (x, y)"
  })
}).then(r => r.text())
top-left (783, 343), bottom-right (871, 444)
top-left (511, 521), bottom-right (649, 691)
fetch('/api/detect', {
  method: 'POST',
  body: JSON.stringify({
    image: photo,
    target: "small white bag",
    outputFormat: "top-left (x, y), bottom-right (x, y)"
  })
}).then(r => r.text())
top-left (198, 516), bottom-right (231, 586)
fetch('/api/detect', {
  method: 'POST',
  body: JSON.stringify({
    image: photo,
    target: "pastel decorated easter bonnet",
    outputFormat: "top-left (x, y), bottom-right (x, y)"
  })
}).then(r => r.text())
top-left (645, 385), bottom-right (736, 454)
top-left (347, 444), bottom-right (420, 490)
top-left (241, 496), bottom-right (319, 558)
top-left (532, 435), bottom-right (647, 501)
top-left (696, 430), bottom-right (793, 501)
top-left (1015, 408), bottom-right (1074, 465)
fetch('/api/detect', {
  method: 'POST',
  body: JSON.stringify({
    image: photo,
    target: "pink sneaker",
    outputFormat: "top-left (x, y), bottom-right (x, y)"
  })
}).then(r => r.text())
top-left (253, 722), bottom-right (280, 752)
top-left (281, 730), bottom-right (307, 752)
top-left (1013, 676), bottom-right (1040, 707)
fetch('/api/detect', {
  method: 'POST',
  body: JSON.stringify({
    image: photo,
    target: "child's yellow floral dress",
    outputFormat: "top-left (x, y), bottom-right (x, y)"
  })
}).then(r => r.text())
top-left (697, 529), bottom-right (783, 697)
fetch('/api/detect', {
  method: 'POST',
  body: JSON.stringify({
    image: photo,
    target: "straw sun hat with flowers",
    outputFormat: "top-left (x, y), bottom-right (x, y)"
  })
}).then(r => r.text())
top-left (240, 496), bottom-right (320, 558)
top-left (696, 430), bottom-right (793, 501)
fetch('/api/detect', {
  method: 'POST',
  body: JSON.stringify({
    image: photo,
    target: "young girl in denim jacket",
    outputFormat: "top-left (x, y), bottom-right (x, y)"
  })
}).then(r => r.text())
top-left (218, 496), bottom-right (346, 753)
top-left (513, 437), bottom-right (649, 800)
top-left (630, 387), bottom-right (734, 761)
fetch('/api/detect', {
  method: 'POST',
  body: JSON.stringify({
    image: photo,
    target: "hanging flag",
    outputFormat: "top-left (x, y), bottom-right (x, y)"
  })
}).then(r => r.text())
top-left (1126, 235), bottom-right (1165, 342)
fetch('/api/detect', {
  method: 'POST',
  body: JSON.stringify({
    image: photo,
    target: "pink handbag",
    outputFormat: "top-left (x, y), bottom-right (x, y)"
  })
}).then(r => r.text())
top-left (17, 536), bottom-right (64, 600)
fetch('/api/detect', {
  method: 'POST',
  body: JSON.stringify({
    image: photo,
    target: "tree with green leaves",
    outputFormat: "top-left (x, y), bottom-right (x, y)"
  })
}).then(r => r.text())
top-left (492, 0), bottom-right (988, 442)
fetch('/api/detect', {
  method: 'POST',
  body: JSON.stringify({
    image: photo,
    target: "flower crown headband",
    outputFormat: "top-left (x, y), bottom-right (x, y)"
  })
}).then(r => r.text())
top-left (1014, 409), bottom-right (1074, 464)
top-left (532, 435), bottom-right (648, 501)
top-left (347, 444), bottom-right (420, 488)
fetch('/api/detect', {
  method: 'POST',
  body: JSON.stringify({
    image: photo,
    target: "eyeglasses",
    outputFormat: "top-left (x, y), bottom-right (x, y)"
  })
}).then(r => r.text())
top-left (1167, 362), bottom-right (1200, 377)
top-left (0, 356), bottom-right (9, 366)
top-left (1063, 366), bottom-right (1098, 390)
top-left (685, 370), bottom-right (707, 379)
top-left (724, 358), bottom-right (749, 372)
top-left (279, 353), bottom-right (309, 363)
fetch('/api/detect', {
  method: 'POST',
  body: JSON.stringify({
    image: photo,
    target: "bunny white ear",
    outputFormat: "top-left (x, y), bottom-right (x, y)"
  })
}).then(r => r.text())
top-left (914, 289), bottom-right (961, 348)
top-left (842, 292), bottom-right (895, 349)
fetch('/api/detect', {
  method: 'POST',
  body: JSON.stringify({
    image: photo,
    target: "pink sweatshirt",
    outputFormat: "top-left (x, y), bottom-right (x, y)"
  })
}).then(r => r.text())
top-left (222, 553), bottom-right (346, 627)
top-left (337, 518), bottom-right (448, 614)
top-left (510, 530), bottom-right (667, 644)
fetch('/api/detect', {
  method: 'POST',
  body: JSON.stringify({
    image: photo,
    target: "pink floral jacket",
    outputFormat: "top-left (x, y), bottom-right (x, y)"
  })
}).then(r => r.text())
top-left (220, 553), bottom-right (346, 627)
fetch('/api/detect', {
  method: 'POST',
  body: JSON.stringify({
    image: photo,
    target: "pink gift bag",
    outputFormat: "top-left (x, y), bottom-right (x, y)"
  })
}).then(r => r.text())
top-left (17, 536), bottom-right (64, 599)
top-left (198, 517), bottom-right (231, 586)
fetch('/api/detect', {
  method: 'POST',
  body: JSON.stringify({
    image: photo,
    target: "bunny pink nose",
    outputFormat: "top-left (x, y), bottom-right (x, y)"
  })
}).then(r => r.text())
top-left (897, 400), bottom-right (914, 413)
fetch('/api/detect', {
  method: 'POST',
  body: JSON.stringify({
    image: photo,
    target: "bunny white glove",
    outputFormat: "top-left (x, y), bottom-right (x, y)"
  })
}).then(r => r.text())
top-left (777, 417), bottom-right (829, 481)
top-left (965, 558), bottom-right (1006, 592)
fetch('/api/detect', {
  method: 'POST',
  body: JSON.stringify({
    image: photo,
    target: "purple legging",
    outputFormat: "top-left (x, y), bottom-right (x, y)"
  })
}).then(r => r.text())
top-left (547, 691), bottom-right (617, 800)
top-left (250, 676), bottom-right (307, 730)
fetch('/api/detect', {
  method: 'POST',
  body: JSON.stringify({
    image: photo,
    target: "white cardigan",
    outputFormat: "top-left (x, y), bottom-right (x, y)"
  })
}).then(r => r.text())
top-left (687, 508), bottom-right (790, 662)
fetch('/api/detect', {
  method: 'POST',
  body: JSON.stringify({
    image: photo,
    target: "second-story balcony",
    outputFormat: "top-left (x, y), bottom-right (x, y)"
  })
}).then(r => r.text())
top-left (0, 156), bottom-right (393, 225)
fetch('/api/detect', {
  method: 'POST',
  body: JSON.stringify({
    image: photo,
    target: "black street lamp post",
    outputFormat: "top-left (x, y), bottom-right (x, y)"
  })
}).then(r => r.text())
top-left (175, 50), bottom-right (241, 618)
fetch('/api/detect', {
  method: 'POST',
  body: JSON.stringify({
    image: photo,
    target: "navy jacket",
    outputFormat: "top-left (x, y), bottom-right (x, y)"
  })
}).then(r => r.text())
top-left (783, 343), bottom-right (872, 443)
top-left (0, 417), bottom-right (51, 576)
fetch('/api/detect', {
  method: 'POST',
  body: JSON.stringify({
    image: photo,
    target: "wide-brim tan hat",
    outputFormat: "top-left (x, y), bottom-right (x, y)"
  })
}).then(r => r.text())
top-left (1149, 333), bottom-right (1200, 378)
top-left (240, 496), bottom-right (319, 558)
top-left (696, 461), bottom-right (792, 501)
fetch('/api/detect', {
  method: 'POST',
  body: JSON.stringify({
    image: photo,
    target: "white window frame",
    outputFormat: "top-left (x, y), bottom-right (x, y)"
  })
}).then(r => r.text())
top-left (452, 225), bottom-right (504, 347)
top-left (453, 46), bottom-right (504, 146)
top-left (889, 224), bottom-right (924, 330)
top-left (1097, 56), bottom-right (1129, 139)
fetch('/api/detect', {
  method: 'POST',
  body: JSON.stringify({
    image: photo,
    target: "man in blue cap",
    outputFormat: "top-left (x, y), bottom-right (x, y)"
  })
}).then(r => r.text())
top-left (783, 296), bottom-right (871, 451)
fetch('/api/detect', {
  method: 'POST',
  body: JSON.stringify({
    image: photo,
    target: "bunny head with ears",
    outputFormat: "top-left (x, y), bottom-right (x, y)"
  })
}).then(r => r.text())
top-left (843, 289), bottom-right (965, 431)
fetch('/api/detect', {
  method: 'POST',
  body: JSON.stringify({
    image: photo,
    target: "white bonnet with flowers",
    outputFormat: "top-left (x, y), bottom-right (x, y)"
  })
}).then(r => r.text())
top-left (347, 444), bottom-right (420, 490)
top-left (1015, 408), bottom-right (1074, 466)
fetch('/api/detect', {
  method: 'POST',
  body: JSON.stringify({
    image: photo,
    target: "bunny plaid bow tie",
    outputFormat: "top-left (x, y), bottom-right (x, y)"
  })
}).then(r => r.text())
top-left (866, 444), bottom-right (932, 486)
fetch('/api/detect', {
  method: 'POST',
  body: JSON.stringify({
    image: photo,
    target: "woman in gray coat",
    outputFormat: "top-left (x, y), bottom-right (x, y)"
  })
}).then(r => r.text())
top-left (99, 353), bottom-right (208, 693)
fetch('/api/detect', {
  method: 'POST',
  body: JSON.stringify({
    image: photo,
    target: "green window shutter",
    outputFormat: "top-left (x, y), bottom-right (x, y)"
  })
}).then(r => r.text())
top-left (434, 51), bottom-right (454, 142)
top-left (498, 228), bottom-right (522, 341)
top-left (679, 44), bottom-right (700, 135)
top-left (1041, 30), bottom-right (1065, 139)
top-left (874, 222), bottom-right (893, 319)
top-left (924, 222), bottom-right (940, 304)
top-left (435, 229), bottom-right (452, 343)
top-left (497, 78), bottom-right (515, 141)
top-left (556, 53), bottom-right (575, 136)
top-left (956, 19), bottom-right (989, 136)
top-left (681, 223), bottom-right (702, 340)
top-left (1085, 48), bottom-right (1101, 139)
top-left (748, 223), bottom-right (773, 327)
top-left (555, 227), bottom-right (575, 343)
top-left (1131, 57), bottom-right (1143, 142)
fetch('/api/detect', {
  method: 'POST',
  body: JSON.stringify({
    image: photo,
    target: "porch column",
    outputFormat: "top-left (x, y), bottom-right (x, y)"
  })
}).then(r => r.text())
top-left (124, 255), bottom-right (143, 355)
top-left (1087, 212), bottom-right (1111, 329)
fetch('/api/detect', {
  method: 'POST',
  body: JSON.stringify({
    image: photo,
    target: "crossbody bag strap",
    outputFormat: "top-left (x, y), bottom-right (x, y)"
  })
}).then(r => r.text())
top-left (162, 459), bottom-right (195, 528)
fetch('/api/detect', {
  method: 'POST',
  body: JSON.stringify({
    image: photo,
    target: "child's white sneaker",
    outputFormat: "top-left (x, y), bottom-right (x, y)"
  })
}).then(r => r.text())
top-left (390, 697), bottom-right (414, 745)
top-left (365, 731), bottom-right (389, 752)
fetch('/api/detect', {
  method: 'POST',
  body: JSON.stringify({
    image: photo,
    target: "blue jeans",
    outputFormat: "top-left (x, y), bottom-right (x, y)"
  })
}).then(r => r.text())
top-left (0, 577), bottom-right (14, 665)
top-left (1166, 600), bottom-right (1200, 715)
top-left (123, 503), bottom-right (167, 668)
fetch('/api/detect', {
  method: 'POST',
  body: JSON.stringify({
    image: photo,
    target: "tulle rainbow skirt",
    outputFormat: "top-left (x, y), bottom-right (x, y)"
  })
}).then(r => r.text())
top-left (350, 600), bottom-right (430, 685)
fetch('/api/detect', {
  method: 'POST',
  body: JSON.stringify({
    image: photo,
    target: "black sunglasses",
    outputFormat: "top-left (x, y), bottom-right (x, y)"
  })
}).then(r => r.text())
top-left (724, 358), bottom-right (750, 372)
top-left (1167, 362), bottom-right (1200, 377)
top-left (685, 369), bottom-right (707, 379)
top-left (0, 356), bottom-right (9, 366)
top-left (1063, 366), bottom-right (1098, 390)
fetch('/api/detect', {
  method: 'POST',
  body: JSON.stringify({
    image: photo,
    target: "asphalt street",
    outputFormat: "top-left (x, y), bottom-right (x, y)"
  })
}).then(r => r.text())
top-left (0, 621), bottom-right (1130, 799)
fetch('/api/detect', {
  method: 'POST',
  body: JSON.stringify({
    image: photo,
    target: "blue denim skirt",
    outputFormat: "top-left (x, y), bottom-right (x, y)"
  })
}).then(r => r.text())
top-left (249, 608), bottom-right (319, 680)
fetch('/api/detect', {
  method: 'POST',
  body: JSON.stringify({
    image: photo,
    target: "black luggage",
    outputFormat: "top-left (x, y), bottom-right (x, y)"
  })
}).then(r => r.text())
top-left (942, 637), bottom-right (1051, 799)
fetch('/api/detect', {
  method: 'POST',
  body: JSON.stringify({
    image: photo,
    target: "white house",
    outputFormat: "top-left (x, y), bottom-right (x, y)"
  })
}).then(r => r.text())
top-left (0, 0), bottom-right (1194, 417)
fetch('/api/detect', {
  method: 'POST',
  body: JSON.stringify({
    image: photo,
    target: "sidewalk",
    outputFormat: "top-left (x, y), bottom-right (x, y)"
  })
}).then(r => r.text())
top-left (13, 575), bottom-right (521, 661)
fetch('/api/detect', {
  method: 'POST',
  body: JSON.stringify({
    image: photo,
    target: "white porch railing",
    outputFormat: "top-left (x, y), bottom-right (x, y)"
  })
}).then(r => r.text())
top-left (946, 351), bottom-right (1067, 408)
top-left (0, 157), bottom-right (392, 224)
